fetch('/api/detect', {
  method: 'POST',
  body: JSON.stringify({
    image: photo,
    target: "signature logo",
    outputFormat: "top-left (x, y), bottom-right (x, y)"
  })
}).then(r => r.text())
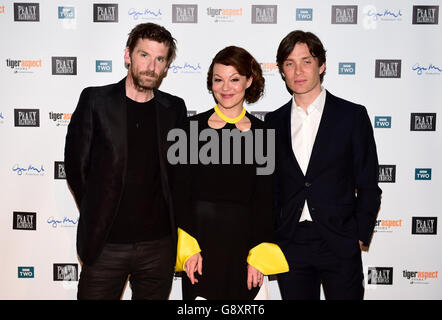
top-left (128, 8), bottom-right (162, 20)
top-left (47, 216), bottom-right (79, 228)
top-left (412, 63), bottom-right (442, 75)
top-left (12, 164), bottom-right (45, 176)
top-left (367, 9), bottom-right (402, 20)
top-left (169, 62), bottom-right (202, 74)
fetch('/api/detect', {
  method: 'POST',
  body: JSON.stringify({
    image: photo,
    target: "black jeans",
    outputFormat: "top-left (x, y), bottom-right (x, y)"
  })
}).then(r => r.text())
top-left (77, 235), bottom-right (175, 300)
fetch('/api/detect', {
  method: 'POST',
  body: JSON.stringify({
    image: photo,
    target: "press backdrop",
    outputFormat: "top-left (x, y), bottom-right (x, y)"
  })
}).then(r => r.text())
top-left (0, 0), bottom-right (440, 299)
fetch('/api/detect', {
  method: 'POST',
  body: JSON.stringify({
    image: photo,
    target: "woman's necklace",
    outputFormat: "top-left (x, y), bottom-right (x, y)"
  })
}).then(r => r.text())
top-left (214, 105), bottom-right (246, 124)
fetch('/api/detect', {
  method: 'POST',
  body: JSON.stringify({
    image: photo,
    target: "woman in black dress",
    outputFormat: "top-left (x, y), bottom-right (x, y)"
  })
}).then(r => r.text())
top-left (172, 46), bottom-right (288, 300)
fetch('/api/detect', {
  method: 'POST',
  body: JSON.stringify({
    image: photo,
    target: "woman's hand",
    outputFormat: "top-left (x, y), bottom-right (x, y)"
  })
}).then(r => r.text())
top-left (185, 252), bottom-right (203, 284)
top-left (247, 264), bottom-right (264, 290)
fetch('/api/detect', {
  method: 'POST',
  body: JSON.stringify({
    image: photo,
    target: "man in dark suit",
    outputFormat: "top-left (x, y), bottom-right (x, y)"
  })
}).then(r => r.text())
top-left (64, 23), bottom-right (187, 299)
top-left (265, 30), bottom-right (381, 300)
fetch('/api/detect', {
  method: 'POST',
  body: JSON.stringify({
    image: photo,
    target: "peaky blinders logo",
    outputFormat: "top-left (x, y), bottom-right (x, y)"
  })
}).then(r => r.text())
top-left (13, 211), bottom-right (36, 230)
top-left (332, 5), bottom-right (357, 24)
top-left (52, 57), bottom-right (77, 75)
top-left (172, 4), bottom-right (198, 23)
top-left (252, 5), bottom-right (277, 24)
top-left (378, 165), bottom-right (396, 183)
top-left (53, 264), bottom-right (78, 281)
top-left (412, 5), bottom-right (439, 24)
top-left (93, 3), bottom-right (118, 22)
top-left (54, 161), bottom-right (66, 179)
top-left (375, 60), bottom-right (401, 78)
top-left (14, 3), bottom-right (39, 21)
top-left (368, 267), bottom-right (393, 285)
top-left (412, 217), bottom-right (437, 235)
top-left (410, 113), bottom-right (436, 131)
top-left (14, 109), bottom-right (39, 127)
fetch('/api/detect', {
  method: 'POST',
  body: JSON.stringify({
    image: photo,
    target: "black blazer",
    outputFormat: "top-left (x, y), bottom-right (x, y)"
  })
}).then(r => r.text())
top-left (265, 90), bottom-right (381, 258)
top-left (64, 77), bottom-right (187, 265)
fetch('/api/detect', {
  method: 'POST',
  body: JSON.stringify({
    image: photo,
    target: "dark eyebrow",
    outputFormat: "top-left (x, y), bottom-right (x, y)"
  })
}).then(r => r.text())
top-left (213, 72), bottom-right (241, 78)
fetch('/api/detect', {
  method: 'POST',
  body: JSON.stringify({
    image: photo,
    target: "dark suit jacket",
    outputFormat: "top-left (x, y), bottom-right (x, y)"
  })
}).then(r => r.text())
top-left (64, 77), bottom-right (187, 265)
top-left (265, 90), bottom-right (381, 258)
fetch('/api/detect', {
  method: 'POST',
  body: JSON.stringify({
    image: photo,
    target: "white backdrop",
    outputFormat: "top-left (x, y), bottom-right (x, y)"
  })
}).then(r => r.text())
top-left (0, 0), bottom-right (440, 300)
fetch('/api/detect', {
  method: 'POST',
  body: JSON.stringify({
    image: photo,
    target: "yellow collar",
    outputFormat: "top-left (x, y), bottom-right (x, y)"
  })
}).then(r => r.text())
top-left (214, 105), bottom-right (246, 124)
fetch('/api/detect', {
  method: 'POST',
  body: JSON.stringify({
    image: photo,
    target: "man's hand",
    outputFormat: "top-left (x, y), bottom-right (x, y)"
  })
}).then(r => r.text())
top-left (359, 240), bottom-right (368, 252)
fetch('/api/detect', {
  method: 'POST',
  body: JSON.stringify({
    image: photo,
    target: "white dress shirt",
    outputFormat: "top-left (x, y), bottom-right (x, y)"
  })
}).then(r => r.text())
top-left (291, 88), bottom-right (326, 222)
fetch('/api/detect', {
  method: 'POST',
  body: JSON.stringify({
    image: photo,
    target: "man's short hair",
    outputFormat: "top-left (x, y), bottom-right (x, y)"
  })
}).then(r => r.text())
top-left (126, 23), bottom-right (177, 65)
top-left (276, 30), bottom-right (327, 83)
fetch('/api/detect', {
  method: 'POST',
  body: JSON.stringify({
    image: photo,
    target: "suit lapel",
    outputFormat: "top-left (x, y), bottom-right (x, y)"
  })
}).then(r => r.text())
top-left (108, 78), bottom-right (128, 165)
top-left (281, 100), bottom-right (305, 177)
top-left (153, 89), bottom-right (175, 159)
top-left (305, 90), bottom-right (337, 176)
top-left (153, 89), bottom-right (175, 202)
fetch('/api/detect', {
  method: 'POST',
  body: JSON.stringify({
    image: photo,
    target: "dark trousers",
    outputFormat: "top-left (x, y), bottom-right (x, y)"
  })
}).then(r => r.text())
top-left (277, 221), bottom-right (364, 300)
top-left (77, 235), bottom-right (175, 300)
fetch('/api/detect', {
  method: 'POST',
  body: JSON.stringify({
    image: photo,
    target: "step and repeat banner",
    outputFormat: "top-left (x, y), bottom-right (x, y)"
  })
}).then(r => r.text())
top-left (0, 0), bottom-right (440, 300)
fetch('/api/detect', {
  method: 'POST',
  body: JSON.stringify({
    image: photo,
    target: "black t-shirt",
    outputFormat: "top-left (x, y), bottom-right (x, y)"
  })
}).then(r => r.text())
top-left (107, 96), bottom-right (170, 243)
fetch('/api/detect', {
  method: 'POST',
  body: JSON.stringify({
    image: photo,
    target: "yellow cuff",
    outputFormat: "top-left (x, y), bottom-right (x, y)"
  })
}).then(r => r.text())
top-left (247, 242), bottom-right (289, 275)
top-left (175, 228), bottom-right (201, 272)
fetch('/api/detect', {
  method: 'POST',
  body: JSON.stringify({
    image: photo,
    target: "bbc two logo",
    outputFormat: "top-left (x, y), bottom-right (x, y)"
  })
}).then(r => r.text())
top-left (374, 116), bottom-right (391, 128)
top-left (415, 168), bottom-right (432, 181)
top-left (96, 60), bottom-right (112, 73)
top-left (18, 267), bottom-right (34, 278)
top-left (296, 9), bottom-right (312, 21)
top-left (338, 63), bottom-right (356, 75)
top-left (58, 6), bottom-right (75, 19)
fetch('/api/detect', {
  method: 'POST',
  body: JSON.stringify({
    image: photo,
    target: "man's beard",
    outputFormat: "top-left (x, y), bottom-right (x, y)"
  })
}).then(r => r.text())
top-left (131, 68), bottom-right (160, 92)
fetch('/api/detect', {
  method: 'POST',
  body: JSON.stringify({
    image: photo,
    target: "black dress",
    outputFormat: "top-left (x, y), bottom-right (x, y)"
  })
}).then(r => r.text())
top-left (172, 109), bottom-right (274, 300)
